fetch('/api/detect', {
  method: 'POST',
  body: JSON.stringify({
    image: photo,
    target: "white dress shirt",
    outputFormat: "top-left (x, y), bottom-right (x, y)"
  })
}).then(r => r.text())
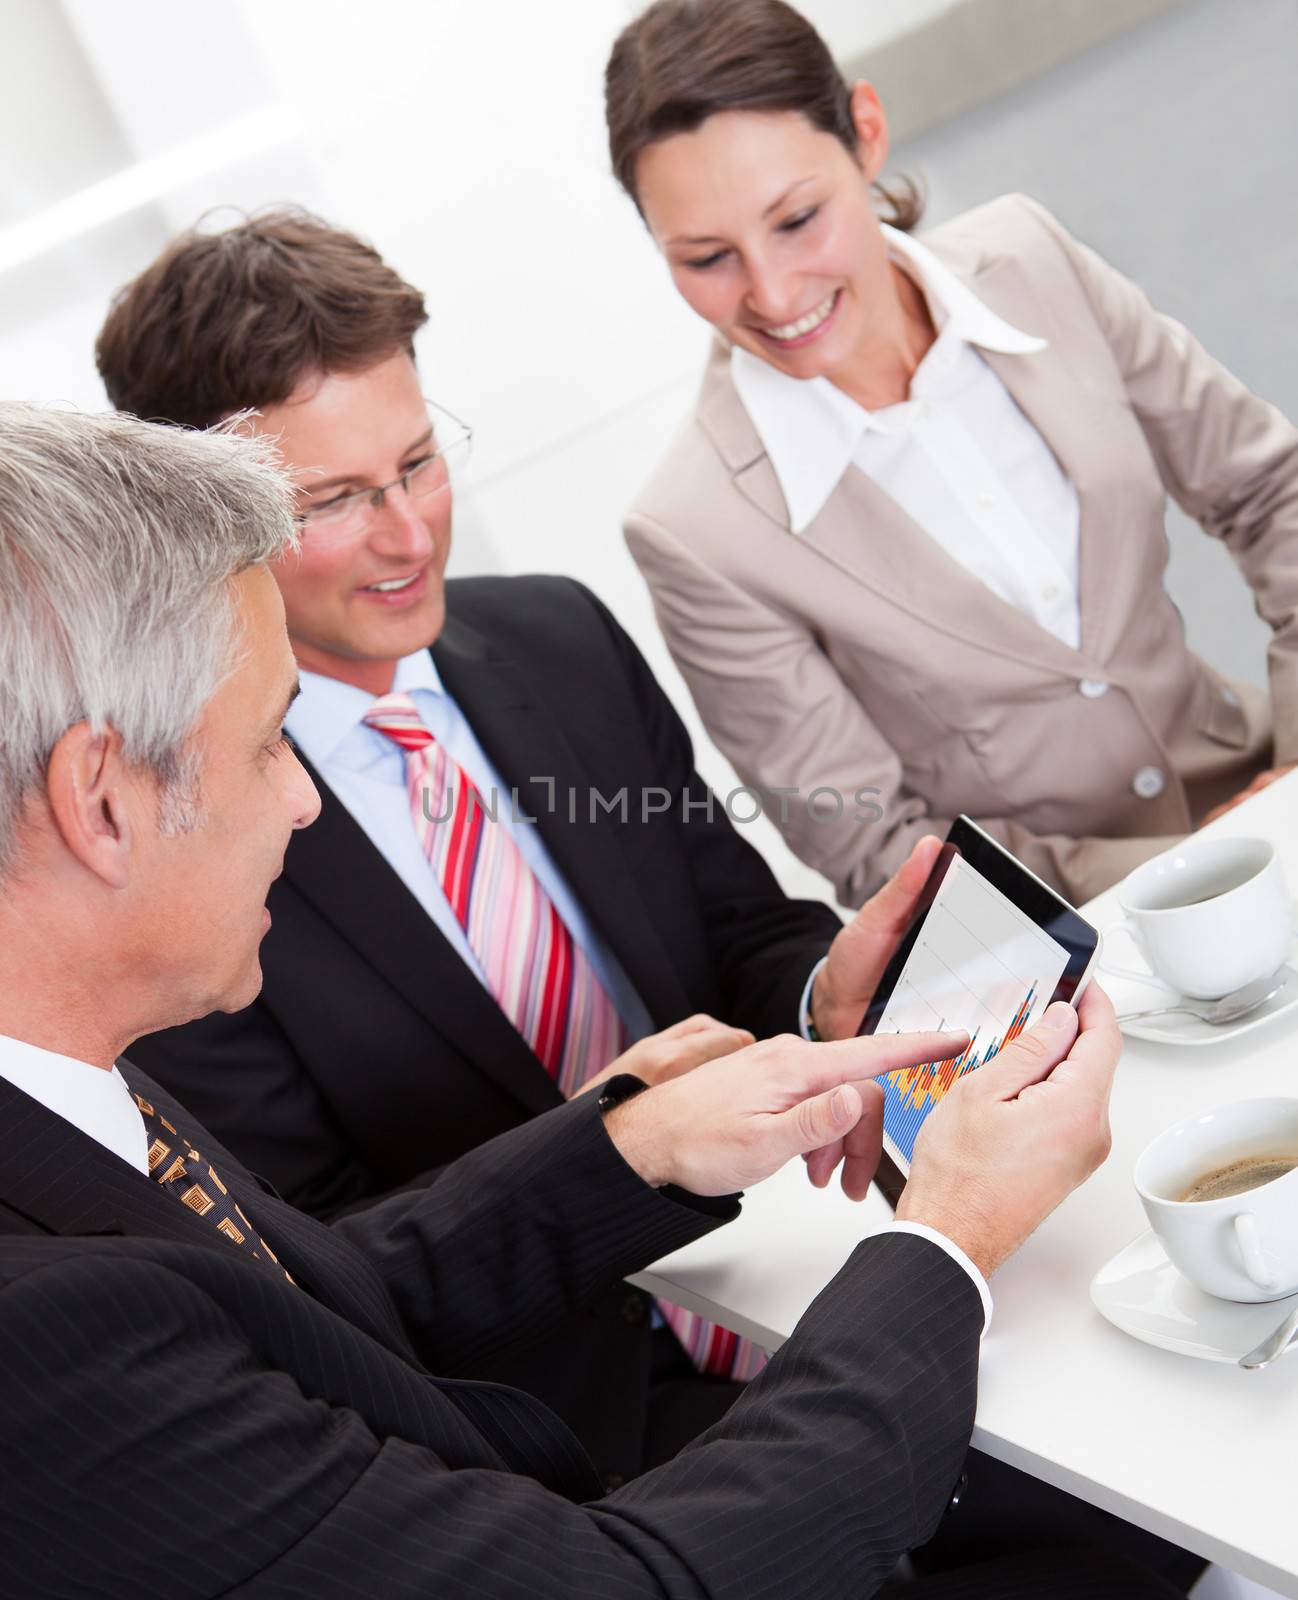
top-left (0, 1033), bottom-right (148, 1174)
top-left (285, 649), bottom-right (655, 1043)
top-left (732, 223), bottom-right (1082, 650)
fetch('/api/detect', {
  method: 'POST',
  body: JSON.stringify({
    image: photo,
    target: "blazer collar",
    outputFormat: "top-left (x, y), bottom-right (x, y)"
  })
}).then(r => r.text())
top-left (695, 227), bottom-right (1124, 674)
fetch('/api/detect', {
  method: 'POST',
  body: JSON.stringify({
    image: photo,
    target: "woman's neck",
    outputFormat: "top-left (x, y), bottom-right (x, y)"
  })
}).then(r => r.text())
top-left (830, 260), bottom-right (937, 413)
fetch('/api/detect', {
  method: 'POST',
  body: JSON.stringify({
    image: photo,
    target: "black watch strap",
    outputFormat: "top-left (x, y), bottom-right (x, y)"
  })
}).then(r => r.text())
top-left (596, 1072), bottom-right (650, 1111)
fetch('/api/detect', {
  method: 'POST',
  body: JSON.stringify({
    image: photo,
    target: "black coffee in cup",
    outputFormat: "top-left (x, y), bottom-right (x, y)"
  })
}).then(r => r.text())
top-left (1180, 1154), bottom-right (1298, 1204)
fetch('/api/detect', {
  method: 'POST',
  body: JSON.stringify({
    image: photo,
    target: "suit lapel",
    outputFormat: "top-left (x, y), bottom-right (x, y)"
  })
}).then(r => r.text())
top-left (968, 251), bottom-right (1144, 669)
top-left (433, 619), bottom-right (691, 1026)
top-left (283, 750), bottom-right (562, 1119)
top-left (0, 1074), bottom-right (285, 1272)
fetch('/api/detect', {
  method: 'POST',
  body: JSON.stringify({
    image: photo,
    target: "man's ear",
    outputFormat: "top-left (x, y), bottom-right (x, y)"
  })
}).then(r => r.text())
top-left (849, 81), bottom-right (890, 184)
top-left (43, 722), bottom-right (136, 890)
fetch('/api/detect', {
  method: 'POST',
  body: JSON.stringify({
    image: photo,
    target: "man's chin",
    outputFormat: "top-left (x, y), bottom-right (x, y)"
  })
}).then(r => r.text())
top-left (214, 959), bottom-right (265, 1017)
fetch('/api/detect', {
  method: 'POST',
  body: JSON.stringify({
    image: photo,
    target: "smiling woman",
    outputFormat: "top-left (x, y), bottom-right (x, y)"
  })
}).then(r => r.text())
top-left (608, 0), bottom-right (1298, 911)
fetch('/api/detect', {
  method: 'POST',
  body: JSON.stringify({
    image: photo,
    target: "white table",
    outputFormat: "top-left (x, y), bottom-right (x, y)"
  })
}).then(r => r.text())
top-left (634, 774), bottom-right (1298, 1595)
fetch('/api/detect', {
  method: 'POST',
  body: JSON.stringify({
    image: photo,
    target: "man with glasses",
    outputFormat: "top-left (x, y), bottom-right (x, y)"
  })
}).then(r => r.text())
top-left (96, 210), bottom-right (867, 1485)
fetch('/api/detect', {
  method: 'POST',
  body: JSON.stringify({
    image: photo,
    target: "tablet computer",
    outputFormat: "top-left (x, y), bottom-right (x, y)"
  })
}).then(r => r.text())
top-left (858, 816), bottom-right (1101, 1205)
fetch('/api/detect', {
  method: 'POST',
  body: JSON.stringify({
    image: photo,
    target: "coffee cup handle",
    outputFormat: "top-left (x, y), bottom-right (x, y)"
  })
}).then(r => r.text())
top-left (1099, 919), bottom-right (1178, 996)
top-left (1234, 1212), bottom-right (1279, 1292)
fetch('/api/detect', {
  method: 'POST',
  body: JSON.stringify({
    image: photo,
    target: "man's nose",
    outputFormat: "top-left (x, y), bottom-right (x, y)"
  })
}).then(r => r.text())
top-left (288, 750), bottom-right (322, 830)
top-left (367, 486), bottom-right (437, 561)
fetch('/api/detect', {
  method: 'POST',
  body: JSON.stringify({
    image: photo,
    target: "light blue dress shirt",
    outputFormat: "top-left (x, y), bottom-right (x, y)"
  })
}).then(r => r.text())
top-left (285, 650), bottom-right (654, 1044)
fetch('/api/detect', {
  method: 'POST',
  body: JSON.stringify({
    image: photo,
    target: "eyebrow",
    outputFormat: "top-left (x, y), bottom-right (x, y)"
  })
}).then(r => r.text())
top-left (261, 678), bottom-right (301, 744)
top-left (666, 177), bottom-right (816, 248)
top-left (300, 427), bottom-right (436, 497)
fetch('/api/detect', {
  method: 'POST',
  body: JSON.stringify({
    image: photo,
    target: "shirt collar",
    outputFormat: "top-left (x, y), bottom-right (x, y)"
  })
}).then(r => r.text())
top-left (286, 648), bottom-right (444, 766)
top-left (731, 223), bottom-right (1046, 533)
top-left (0, 1033), bottom-right (149, 1175)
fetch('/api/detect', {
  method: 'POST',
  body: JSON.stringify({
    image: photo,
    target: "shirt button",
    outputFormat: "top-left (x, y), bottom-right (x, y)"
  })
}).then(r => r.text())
top-left (605, 1472), bottom-right (626, 1491)
top-left (621, 1292), bottom-right (648, 1326)
top-left (976, 490), bottom-right (997, 510)
top-left (1041, 585), bottom-right (1061, 602)
top-left (1132, 765), bottom-right (1166, 801)
top-left (1078, 679), bottom-right (1109, 699)
top-left (1221, 686), bottom-right (1240, 707)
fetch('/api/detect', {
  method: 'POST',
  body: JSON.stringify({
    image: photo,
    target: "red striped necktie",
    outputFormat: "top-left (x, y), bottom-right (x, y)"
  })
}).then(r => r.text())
top-left (363, 693), bottom-right (626, 1092)
top-left (364, 691), bottom-right (765, 1382)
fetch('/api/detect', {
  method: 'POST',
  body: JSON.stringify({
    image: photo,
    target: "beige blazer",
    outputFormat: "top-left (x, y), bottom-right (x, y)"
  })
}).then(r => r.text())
top-left (625, 194), bottom-right (1298, 908)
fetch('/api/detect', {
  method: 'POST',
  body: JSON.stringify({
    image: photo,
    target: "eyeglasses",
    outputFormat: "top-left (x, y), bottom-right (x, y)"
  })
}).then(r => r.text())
top-left (295, 399), bottom-right (473, 545)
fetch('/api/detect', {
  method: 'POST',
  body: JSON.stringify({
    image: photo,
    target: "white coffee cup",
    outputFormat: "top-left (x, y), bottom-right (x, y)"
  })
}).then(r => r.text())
top-left (1104, 835), bottom-right (1290, 1000)
top-left (1135, 1097), bottom-right (1298, 1302)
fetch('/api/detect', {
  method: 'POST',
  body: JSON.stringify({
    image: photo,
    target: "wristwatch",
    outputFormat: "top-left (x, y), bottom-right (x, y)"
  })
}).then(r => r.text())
top-left (596, 1072), bottom-right (650, 1112)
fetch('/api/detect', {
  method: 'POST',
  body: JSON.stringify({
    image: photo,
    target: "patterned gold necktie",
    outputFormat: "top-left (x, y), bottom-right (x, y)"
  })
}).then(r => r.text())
top-left (133, 1093), bottom-right (293, 1283)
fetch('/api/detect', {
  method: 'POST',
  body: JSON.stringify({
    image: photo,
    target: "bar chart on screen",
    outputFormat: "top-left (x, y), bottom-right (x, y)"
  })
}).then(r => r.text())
top-left (876, 855), bottom-right (1069, 1162)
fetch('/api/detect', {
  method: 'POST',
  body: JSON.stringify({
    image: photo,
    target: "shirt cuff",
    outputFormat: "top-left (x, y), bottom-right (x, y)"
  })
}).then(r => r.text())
top-left (888, 1221), bottom-right (993, 1337)
top-left (798, 956), bottom-right (830, 1039)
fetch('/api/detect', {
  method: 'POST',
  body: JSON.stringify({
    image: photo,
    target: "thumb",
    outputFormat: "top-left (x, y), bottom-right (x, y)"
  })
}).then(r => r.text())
top-left (977, 1001), bottom-right (1078, 1099)
top-left (787, 1081), bottom-right (864, 1159)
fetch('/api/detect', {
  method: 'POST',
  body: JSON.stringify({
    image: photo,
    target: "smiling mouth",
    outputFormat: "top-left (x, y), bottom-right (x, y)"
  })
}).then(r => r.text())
top-left (759, 289), bottom-right (839, 345)
top-left (362, 572), bottom-right (422, 594)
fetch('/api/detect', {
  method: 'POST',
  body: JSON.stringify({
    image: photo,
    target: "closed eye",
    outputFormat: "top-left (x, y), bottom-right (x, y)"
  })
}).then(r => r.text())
top-left (683, 247), bottom-right (729, 272)
top-left (778, 205), bottom-right (819, 233)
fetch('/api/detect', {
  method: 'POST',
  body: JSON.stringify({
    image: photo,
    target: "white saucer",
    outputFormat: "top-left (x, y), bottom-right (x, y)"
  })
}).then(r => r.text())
top-left (1091, 1229), bottom-right (1298, 1364)
top-left (1108, 962), bottom-right (1298, 1047)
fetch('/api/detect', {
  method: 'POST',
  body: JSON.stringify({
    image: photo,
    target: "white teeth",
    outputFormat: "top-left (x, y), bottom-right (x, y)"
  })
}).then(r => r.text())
top-left (764, 291), bottom-right (836, 342)
top-left (368, 575), bottom-right (418, 592)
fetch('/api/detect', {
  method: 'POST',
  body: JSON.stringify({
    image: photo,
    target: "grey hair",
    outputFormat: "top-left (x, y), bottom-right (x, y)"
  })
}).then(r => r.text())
top-left (0, 403), bottom-right (298, 878)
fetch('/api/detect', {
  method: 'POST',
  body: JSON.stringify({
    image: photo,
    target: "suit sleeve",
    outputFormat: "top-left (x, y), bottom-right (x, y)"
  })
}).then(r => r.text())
top-left (575, 581), bottom-right (843, 1038)
top-left (627, 508), bottom-right (1180, 908)
top-left (0, 1230), bottom-right (980, 1600)
top-left (1023, 195), bottom-right (1298, 763)
top-left (331, 1092), bottom-right (733, 1373)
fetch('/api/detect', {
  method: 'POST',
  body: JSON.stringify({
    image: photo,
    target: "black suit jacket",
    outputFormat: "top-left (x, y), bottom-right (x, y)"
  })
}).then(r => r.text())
top-left (128, 576), bottom-right (843, 1476)
top-left (0, 1065), bottom-right (982, 1600)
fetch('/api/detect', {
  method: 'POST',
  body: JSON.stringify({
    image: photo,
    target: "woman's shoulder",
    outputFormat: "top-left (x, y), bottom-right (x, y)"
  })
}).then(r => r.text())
top-left (928, 193), bottom-right (1069, 256)
top-left (923, 192), bottom-right (1080, 269)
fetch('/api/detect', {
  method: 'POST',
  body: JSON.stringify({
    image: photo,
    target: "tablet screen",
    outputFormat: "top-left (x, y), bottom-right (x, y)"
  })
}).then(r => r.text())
top-left (872, 849), bottom-right (1070, 1163)
top-left (858, 817), bottom-right (1098, 1176)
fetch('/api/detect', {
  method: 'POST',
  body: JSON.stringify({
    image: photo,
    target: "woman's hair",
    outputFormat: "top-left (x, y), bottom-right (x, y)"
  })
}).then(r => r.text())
top-left (96, 208), bottom-right (429, 430)
top-left (605, 0), bottom-right (922, 230)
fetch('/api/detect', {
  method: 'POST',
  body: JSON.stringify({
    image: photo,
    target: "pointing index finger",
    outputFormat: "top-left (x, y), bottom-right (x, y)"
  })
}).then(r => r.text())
top-left (808, 1029), bottom-right (972, 1095)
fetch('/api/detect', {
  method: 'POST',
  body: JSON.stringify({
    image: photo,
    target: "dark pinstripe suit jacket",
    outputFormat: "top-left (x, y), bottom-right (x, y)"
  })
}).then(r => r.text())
top-left (0, 1063), bottom-right (983, 1599)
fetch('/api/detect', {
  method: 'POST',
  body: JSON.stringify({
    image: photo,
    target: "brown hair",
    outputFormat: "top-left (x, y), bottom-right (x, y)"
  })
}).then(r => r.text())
top-left (96, 208), bottom-right (428, 429)
top-left (605, 0), bottom-right (922, 230)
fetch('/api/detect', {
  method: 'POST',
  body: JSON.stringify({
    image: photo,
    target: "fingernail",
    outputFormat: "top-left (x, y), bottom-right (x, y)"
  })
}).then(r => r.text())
top-left (830, 1087), bottom-right (849, 1122)
top-left (1042, 1001), bottom-right (1075, 1030)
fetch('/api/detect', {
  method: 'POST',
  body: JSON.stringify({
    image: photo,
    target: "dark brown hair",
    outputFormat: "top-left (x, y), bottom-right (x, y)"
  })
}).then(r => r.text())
top-left (605, 0), bottom-right (922, 229)
top-left (96, 208), bottom-right (428, 429)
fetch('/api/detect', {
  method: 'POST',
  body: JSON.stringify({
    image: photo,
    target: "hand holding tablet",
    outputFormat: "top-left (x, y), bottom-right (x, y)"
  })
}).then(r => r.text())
top-left (858, 817), bottom-right (1102, 1196)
